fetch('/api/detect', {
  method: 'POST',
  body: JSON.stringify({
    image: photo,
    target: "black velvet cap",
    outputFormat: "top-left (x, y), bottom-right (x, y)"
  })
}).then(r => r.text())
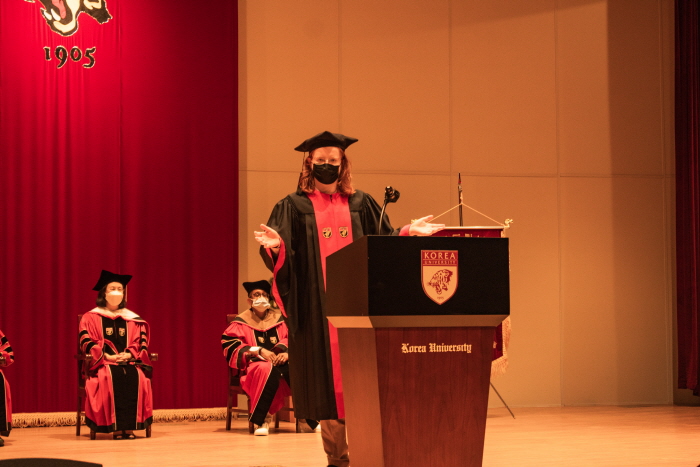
top-left (92, 270), bottom-right (132, 291)
top-left (294, 131), bottom-right (358, 153)
top-left (242, 280), bottom-right (271, 296)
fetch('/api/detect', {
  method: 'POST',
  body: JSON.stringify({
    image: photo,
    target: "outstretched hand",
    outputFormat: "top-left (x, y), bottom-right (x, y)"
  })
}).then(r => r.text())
top-left (409, 215), bottom-right (445, 236)
top-left (254, 224), bottom-right (281, 249)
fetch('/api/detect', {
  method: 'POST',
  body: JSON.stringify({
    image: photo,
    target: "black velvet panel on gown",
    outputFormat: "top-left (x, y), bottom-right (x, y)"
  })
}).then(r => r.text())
top-left (102, 316), bottom-right (139, 431)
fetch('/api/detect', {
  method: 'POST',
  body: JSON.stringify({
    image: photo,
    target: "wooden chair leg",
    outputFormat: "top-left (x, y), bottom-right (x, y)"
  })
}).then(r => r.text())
top-left (76, 395), bottom-right (81, 436)
top-left (226, 389), bottom-right (233, 431)
top-left (247, 395), bottom-right (254, 434)
top-left (274, 412), bottom-right (280, 430)
top-left (146, 425), bottom-right (152, 438)
top-left (295, 419), bottom-right (300, 433)
top-left (89, 430), bottom-right (96, 440)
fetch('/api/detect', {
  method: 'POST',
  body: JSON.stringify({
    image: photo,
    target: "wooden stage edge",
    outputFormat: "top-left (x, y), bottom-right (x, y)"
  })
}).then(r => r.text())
top-left (0, 406), bottom-right (698, 467)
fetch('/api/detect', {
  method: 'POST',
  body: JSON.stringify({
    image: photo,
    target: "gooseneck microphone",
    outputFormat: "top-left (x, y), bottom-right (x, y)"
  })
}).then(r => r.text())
top-left (377, 186), bottom-right (400, 235)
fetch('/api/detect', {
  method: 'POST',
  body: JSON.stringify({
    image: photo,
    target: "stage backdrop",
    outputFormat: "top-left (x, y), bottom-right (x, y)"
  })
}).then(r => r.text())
top-left (0, 1), bottom-right (237, 412)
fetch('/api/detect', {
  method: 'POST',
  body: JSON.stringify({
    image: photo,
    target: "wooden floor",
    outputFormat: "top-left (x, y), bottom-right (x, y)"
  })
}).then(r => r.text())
top-left (0, 406), bottom-right (698, 467)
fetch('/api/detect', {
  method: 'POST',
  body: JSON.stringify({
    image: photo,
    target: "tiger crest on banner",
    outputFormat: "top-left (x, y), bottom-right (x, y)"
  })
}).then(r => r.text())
top-left (25, 0), bottom-right (112, 37)
top-left (421, 250), bottom-right (458, 305)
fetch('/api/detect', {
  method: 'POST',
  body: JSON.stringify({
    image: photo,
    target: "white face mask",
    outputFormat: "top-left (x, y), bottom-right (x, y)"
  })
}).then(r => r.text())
top-left (106, 291), bottom-right (123, 307)
top-left (252, 297), bottom-right (270, 312)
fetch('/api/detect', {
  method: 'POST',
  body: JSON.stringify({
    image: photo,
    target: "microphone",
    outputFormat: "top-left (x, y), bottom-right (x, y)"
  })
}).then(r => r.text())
top-left (378, 186), bottom-right (400, 235)
top-left (384, 186), bottom-right (400, 204)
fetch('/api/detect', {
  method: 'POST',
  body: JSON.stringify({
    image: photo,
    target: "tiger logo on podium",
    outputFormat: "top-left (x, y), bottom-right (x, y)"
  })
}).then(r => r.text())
top-left (421, 250), bottom-right (458, 304)
top-left (25, 0), bottom-right (112, 37)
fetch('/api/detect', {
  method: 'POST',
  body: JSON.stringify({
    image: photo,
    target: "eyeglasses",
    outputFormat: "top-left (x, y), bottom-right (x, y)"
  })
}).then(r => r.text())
top-left (250, 292), bottom-right (269, 299)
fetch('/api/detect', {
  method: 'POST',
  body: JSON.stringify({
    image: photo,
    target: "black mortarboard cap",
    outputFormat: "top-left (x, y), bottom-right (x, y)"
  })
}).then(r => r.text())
top-left (242, 280), bottom-right (271, 296)
top-left (92, 270), bottom-right (133, 291)
top-left (294, 131), bottom-right (358, 153)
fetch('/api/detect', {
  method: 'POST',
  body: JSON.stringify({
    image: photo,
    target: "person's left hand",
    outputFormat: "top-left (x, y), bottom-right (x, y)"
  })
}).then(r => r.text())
top-left (116, 352), bottom-right (132, 363)
top-left (409, 215), bottom-right (445, 236)
top-left (272, 352), bottom-right (288, 366)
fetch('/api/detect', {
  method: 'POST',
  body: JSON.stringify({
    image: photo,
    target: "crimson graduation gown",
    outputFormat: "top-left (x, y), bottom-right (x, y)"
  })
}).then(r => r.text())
top-left (0, 329), bottom-right (13, 436)
top-left (79, 308), bottom-right (153, 433)
top-left (261, 189), bottom-right (408, 420)
top-left (221, 309), bottom-right (290, 425)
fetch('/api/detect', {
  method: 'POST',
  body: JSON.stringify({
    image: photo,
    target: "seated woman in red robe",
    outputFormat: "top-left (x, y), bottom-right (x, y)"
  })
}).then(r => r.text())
top-left (0, 329), bottom-right (13, 447)
top-left (222, 280), bottom-right (318, 436)
top-left (79, 270), bottom-right (153, 439)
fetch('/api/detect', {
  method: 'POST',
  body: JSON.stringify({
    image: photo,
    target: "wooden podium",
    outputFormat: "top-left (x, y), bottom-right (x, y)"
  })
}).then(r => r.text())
top-left (326, 235), bottom-right (510, 467)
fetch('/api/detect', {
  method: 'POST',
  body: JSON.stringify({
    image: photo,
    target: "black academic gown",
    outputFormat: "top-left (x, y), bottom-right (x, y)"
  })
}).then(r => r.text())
top-left (261, 189), bottom-right (400, 420)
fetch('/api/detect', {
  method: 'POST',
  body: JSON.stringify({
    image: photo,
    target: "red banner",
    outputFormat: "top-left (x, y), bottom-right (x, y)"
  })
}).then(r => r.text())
top-left (0, 1), bottom-right (237, 412)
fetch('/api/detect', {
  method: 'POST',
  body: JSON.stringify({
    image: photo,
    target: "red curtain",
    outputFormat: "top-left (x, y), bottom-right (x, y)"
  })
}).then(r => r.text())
top-left (676, 0), bottom-right (700, 396)
top-left (0, 1), bottom-right (237, 412)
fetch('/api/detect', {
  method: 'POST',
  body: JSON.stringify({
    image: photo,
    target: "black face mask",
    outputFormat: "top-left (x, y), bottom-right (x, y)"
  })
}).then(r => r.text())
top-left (313, 163), bottom-right (340, 185)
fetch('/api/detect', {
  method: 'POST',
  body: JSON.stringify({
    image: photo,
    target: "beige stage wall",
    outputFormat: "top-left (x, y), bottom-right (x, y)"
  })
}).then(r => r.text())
top-left (238, 0), bottom-right (686, 407)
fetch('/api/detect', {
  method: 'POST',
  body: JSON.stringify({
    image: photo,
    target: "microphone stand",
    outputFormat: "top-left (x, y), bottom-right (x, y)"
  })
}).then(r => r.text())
top-left (377, 186), bottom-right (400, 235)
top-left (458, 173), bottom-right (463, 227)
top-left (378, 202), bottom-right (388, 235)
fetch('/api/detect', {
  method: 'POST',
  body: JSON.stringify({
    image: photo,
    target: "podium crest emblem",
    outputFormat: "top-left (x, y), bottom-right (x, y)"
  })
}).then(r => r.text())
top-left (421, 250), bottom-right (458, 305)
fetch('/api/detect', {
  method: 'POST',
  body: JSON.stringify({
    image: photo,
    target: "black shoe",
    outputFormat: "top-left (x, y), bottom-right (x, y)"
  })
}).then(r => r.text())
top-left (305, 419), bottom-right (320, 430)
top-left (0, 437), bottom-right (4, 447)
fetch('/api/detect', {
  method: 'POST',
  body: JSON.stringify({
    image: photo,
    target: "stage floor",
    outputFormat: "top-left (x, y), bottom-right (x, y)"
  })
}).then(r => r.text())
top-left (0, 406), bottom-right (697, 466)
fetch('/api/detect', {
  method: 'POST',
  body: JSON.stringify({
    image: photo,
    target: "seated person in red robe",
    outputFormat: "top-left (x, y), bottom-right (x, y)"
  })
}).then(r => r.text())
top-left (0, 329), bottom-right (13, 447)
top-left (222, 280), bottom-right (318, 436)
top-left (79, 270), bottom-right (153, 439)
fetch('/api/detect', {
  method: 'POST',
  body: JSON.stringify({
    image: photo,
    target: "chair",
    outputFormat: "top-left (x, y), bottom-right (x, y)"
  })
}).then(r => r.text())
top-left (0, 354), bottom-right (6, 435)
top-left (225, 314), bottom-right (298, 433)
top-left (75, 314), bottom-right (158, 439)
